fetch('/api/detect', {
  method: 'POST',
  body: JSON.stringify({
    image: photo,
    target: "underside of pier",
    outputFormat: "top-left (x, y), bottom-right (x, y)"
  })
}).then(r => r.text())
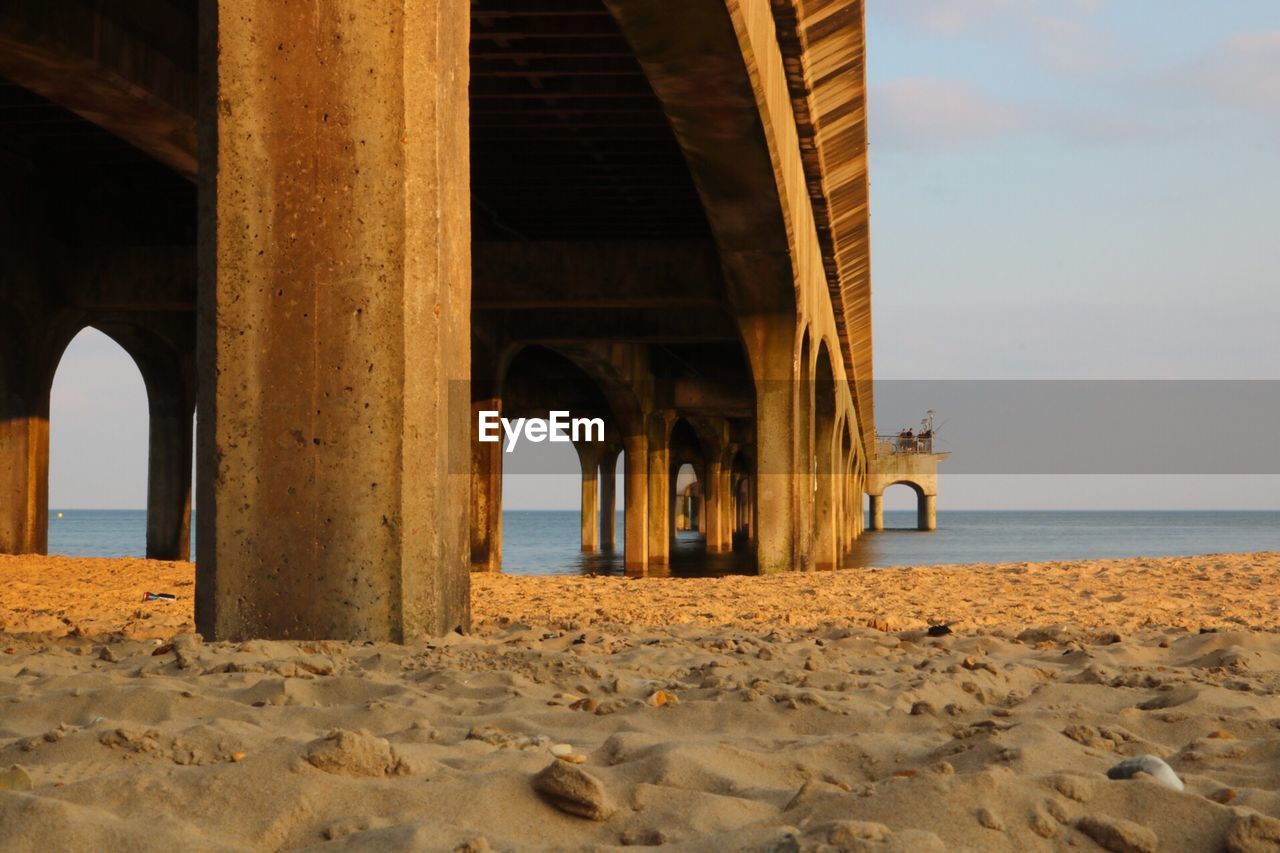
top-left (0, 0), bottom-right (874, 641)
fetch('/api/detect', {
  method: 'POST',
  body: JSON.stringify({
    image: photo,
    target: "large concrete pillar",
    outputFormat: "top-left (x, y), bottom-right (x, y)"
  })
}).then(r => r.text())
top-left (869, 494), bottom-right (884, 531)
top-left (145, 386), bottom-right (194, 561)
top-left (704, 457), bottom-right (724, 551)
top-left (646, 414), bottom-right (671, 566)
top-left (196, 0), bottom-right (471, 641)
top-left (470, 397), bottom-right (503, 572)
top-left (919, 494), bottom-right (937, 532)
top-left (741, 314), bottom-right (796, 574)
top-left (599, 445), bottom-right (619, 550)
top-left (623, 433), bottom-right (648, 572)
top-left (696, 465), bottom-right (706, 535)
top-left (0, 377), bottom-right (48, 556)
top-left (577, 442), bottom-right (600, 552)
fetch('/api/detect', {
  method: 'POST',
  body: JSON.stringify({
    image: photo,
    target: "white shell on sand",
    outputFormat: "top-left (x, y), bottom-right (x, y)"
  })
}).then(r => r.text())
top-left (1106, 755), bottom-right (1184, 792)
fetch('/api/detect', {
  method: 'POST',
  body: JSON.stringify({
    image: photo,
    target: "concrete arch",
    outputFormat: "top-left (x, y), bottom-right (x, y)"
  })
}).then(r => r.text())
top-left (62, 318), bottom-right (196, 561)
top-left (868, 480), bottom-right (937, 533)
top-left (673, 462), bottom-right (703, 535)
top-left (668, 418), bottom-right (708, 541)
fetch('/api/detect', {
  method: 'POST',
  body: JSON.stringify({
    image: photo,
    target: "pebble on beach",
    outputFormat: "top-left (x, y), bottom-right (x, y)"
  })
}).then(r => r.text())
top-left (0, 765), bottom-right (33, 792)
top-left (1105, 755), bottom-right (1184, 792)
top-left (533, 760), bottom-right (615, 821)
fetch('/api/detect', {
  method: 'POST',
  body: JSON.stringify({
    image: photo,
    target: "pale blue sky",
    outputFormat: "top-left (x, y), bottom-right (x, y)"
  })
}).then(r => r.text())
top-left (49, 3), bottom-right (1279, 509)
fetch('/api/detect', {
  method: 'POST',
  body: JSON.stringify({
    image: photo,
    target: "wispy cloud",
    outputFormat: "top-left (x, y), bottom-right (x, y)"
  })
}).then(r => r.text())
top-left (1190, 31), bottom-right (1280, 111)
top-left (879, 0), bottom-right (1118, 77)
top-left (882, 0), bottom-right (1108, 36)
top-left (872, 78), bottom-right (1026, 149)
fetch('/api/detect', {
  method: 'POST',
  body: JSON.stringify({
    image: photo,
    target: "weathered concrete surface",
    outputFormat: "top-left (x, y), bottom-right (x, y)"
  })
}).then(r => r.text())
top-left (195, 0), bottom-right (470, 641)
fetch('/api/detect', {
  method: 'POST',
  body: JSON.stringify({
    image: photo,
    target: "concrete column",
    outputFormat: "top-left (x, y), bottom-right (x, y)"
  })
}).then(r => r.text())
top-left (668, 464), bottom-right (681, 541)
top-left (145, 388), bottom-right (194, 561)
top-left (623, 433), bottom-right (648, 572)
top-left (741, 314), bottom-right (796, 574)
top-left (869, 494), bottom-right (884, 531)
top-left (577, 442), bottom-right (601, 552)
top-left (599, 445), bottom-right (619, 550)
top-left (919, 494), bottom-right (937, 532)
top-left (704, 458), bottom-right (723, 551)
top-left (647, 414), bottom-right (671, 566)
top-left (470, 398), bottom-right (503, 572)
top-left (726, 466), bottom-right (739, 544)
top-left (696, 465), bottom-right (706, 535)
top-left (0, 381), bottom-right (48, 556)
top-left (196, 0), bottom-right (471, 641)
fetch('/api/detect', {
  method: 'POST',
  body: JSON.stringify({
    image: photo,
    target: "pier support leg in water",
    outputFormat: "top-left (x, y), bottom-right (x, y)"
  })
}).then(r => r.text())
top-left (704, 458), bottom-right (724, 552)
top-left (196, 0), bottom-right (471, 641)
top-left (646, 412), bottom-right (671, 567)
top-left (869, 494), bottom-right (884, 532)
top-left (623, 433), bottom-right (648, 573)
top-left (599, 445), bottom-right (619, 550)
top-left (577, 442), bottom-right (600, 552)
top-left (919, 494), bottom-right (937, 532)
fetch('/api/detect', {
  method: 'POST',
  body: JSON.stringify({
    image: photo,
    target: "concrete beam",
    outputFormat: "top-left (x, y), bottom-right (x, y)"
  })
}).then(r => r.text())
top-left (0, 4), bottom-right (197, 178)
top-left (484, 308), bottom-right (741, 344)
top-left (473, 240), bottom-right (724, 309)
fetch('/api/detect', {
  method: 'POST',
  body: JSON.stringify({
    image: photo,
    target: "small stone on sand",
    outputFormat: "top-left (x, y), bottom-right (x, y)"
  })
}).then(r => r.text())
top-left (648, 690), bottom-right (679, 707)
top-left (304, 729), bottom-right (409, 777)
top-left (1106, 755), bottom-right (1183, 792)
top-left (533, 760), bottom-right (614, 821)
top-left (0, 764), bottom-right (33, 792)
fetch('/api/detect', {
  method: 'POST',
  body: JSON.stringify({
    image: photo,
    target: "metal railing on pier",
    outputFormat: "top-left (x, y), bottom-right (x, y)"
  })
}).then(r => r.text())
top-left (876, 434), bottom-right (938, 455)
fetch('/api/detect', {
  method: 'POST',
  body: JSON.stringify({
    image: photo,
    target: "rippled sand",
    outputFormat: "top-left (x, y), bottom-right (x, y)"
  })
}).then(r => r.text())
top-left (3, 552), bottom-right (1280, 850)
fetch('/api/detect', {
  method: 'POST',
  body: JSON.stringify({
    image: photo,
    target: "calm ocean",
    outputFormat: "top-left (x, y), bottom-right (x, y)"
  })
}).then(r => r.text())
top-left (46, 509), bottom-right (1280, 576)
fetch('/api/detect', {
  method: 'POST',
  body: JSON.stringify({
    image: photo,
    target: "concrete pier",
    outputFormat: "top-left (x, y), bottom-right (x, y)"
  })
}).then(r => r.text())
top-left (0, 0), bottom-right (881, 637)
top-left (866, 437), bottom-right (949, 534)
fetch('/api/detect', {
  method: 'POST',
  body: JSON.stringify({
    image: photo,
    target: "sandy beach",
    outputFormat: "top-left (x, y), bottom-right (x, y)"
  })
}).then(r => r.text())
top-left (4, 552), bottom-right (1280, 850)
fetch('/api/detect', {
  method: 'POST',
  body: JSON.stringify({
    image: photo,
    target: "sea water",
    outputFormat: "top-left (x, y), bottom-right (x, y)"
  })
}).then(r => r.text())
top-left (46, 509), bottom-right (1280, 576)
